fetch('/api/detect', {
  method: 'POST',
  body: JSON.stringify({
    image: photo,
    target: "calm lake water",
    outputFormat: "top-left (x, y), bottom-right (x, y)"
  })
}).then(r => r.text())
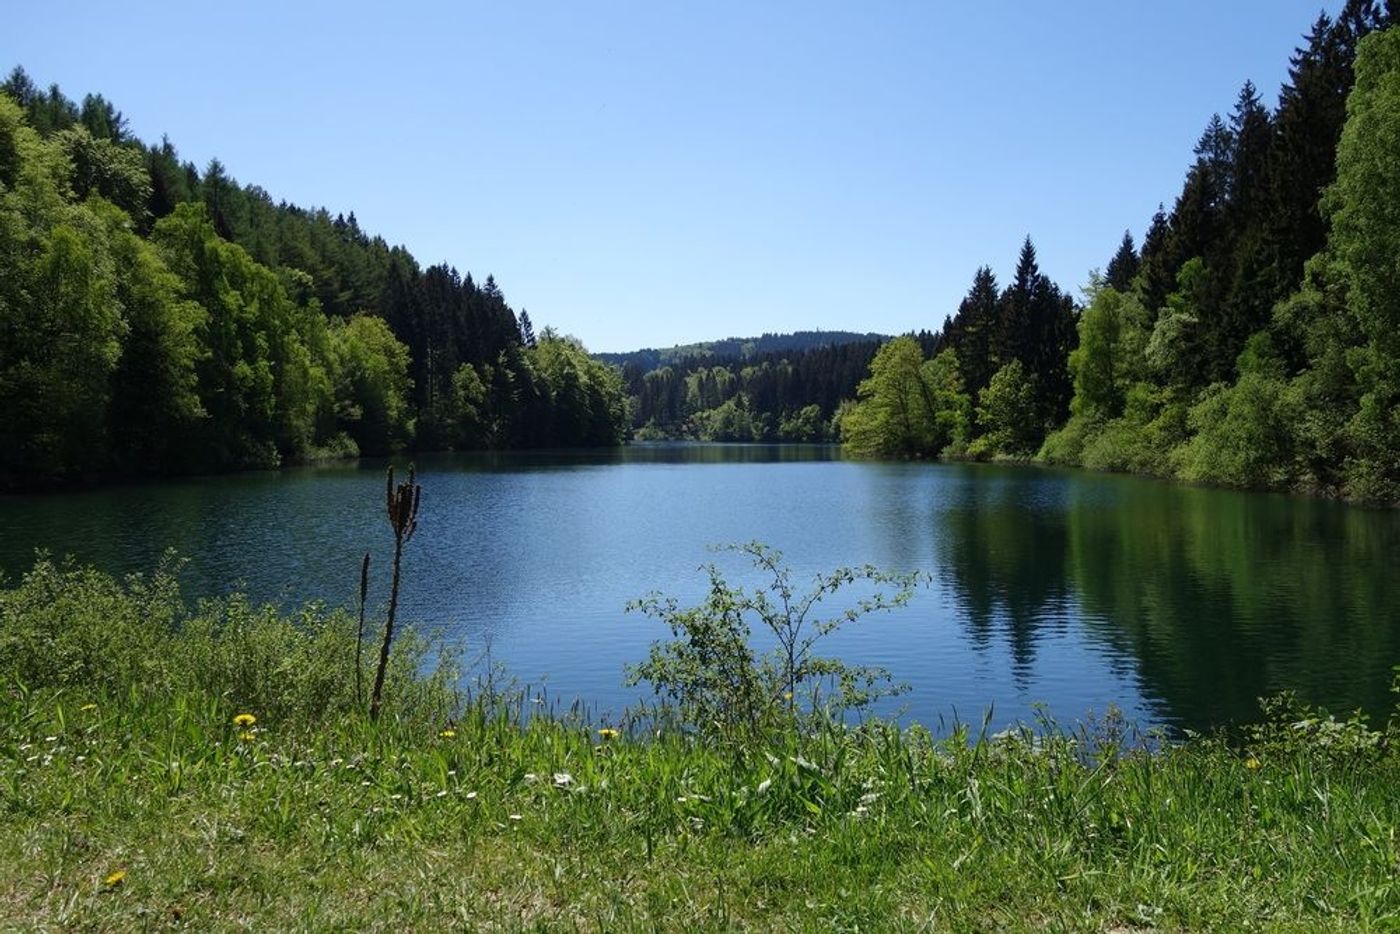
top-left (3, 443), bottom-right (1398, 734)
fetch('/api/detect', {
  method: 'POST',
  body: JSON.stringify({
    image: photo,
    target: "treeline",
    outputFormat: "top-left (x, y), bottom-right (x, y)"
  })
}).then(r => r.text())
top-left (839, 239), bottom-right (1075, 459)
top-left (843, 4), bottom-right (1400, 503)
top-left (597, 330), bottom-right (887, 373)
top-left (0, 70), bottom-right (627, 485)
top-left (623, 339), bottom-right (893, 442)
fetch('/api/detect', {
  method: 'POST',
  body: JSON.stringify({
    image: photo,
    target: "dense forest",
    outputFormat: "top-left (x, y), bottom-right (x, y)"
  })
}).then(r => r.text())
top-left (7, 2), bottom-right (1400, 501)
top-left (597, 330), bottom-right (886, 373)
top-left (0, 69), bottom-right (627, 487)
top-left (838, 4), bottom-right (1400, 503)
top-left (620, 336), bottom-right (903, 442)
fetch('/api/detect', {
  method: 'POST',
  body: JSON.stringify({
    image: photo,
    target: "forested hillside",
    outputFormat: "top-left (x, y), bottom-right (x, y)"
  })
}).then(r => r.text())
top-left (842, 4), bottom-right (1400, 503)
top-left (0, 70), bottom-right (627, 487)
top-left (621, 337), bottom-right (905, 442)
top-left (597, 330), bottom-right (886, 372)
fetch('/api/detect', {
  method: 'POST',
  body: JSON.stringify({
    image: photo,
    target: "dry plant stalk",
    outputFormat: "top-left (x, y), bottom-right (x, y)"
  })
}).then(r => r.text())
top-left (369, 464), bottom-right (421, 721)
top-left (355, 551), bottom-right (370, 707)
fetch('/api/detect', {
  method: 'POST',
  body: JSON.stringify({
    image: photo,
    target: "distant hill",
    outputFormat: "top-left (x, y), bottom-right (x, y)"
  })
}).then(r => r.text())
top-left (596, 330), bottom-right (889, 371)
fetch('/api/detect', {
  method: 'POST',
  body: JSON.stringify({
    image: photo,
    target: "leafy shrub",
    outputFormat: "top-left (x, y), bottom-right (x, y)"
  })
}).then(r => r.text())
top-left (1039, 413), bottom-right (1094, 465)
top-left (626, 543), bottom-right (922, 742)
top-left (1245, 690), bottom-right (1388, 763)
top-left (1075, 383), bottom-right (1189, 476)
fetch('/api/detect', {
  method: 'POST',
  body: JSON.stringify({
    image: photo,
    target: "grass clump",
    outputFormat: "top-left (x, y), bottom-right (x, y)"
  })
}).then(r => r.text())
top-left (0, 555), bottom-right (454, 726)
top-left (1, 557), bottom-right (1399, 929)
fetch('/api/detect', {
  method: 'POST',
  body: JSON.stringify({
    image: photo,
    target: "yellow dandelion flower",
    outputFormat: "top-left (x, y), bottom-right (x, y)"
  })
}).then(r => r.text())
top-left (103, 870), bottom-right (126, 888)
top-left (80, 703), bottom-right (98, 712)
top-left (238, 731), bottom-right (256, 743)
top-left (233, 713), bottom-right (256, 728)
top-left (1245, 757), bottom-right (1261, 770)
top-left (597, 728), bottom-right (619, 741)
top-left (439, 728), bottom-right (457, 739)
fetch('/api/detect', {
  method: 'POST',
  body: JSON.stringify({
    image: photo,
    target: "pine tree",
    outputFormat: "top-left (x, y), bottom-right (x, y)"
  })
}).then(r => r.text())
top-left (78, 93), bottom-right (127, 141)
top-left (997, 237), bottom-right (1042, 368)
top-left (992, 238), bottom-right (1078, 437)
top-left (942, 267), bottom-right (1001, 397)
top-left (1105, 231), bottom-right (1139, 292)
top-left (1213, 80), bottom-right (1278, 380)
top-left (1134, 206), bottom-right (1174, 315)
top-left (1, 66), bottom-right (38, 109)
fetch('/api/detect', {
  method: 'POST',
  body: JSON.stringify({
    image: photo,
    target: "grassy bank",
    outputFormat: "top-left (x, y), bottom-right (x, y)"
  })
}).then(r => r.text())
top-left (2, 560), bottom-right (1399, 930)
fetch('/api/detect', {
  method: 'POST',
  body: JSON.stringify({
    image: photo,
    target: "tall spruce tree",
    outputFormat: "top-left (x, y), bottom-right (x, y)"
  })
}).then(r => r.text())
top-left (1105, 231), bottom-right (1139, 293)
top-left (942, 266), bottom-right (1001, 398)
top-left (1134, 206), bottom-right (1174, 315)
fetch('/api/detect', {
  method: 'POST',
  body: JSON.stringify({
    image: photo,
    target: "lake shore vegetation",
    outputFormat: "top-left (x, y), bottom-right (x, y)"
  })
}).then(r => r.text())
top-left (840, 11), bottom-right (1400, 505)
top-left (2, 554), bottom-right (1398, 929)
top-left (607, 11), bottom-right (1400, 506)
top-left (9, 6), bottom-right (1400, 505)
top-left (0, 76), bottom-right (627, 489)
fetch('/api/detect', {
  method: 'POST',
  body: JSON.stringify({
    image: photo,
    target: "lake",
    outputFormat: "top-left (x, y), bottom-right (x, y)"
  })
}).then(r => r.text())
top-left (2, 443), bottom-right (1398, 735)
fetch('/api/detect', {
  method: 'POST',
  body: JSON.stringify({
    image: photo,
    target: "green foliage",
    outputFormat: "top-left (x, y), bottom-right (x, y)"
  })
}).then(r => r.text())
top-left (1037, 11), bottom-right (1400, 503)
top-left (1247, 691), bottom-right (1391, 763)
top-left (1044, 25), bottom-right (1400, 505)
top-left (154, 203), bottom-right (312, 467)
top-left (1084, 384), bottom-right (1188, 475)
top-left (528, 332), bottom-right (628, 446)
top-left (840, 336), bottom-right (928, 455)
top-left (626, 543), bottom-right (921, 743)
top-left (0, 556), bottom-right (447, 723)
top-left (1145, 257), bottom-right (1208, 387)
top-left (921, 349), bottom-right (974, 451)
top-left (1326, 26), bottom-right (1400, 501)
top-left (970, 359), bottom-right (1040, 458)
top-left (0, 101), bottom-right (127, 477)
top-left (1038, 412), bottom-right (1094, 465)
top-left (776, 403), bottom-right (828, 442)
top-left (101, 203), bottom-right (206, 472)
top-left (622, 340), bottom-right (882, 441)
top-left (56, 125), bottom-right (149, 219)
top-left (840, 338), bottom-right (970, 457)
top-left (1067, 285), bottom-right (1149, 423)
top-left (8, 7), bottom-right (1400, 502)
top-left (1176, 377), bottom-right (1299, 490)
top-left (940, 243), bottom-right (1078, 434)
top-left (330, 315), bottom-right (413, 454)
top-left (0, 84), bottom-right (627, 485)
top-left (691, 394), bottom-right (767, 442)
top-left (448, 362), bottom-right (487, 448)
top-left (1104, 230), bottom-right (1139, 292)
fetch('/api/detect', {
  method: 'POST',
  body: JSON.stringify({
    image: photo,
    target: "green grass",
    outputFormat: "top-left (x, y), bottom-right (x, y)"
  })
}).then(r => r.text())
top-left (2, 559), bottom-right (1398, 930)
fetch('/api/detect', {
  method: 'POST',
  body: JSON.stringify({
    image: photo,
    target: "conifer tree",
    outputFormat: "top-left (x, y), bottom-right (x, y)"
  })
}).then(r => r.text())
top-left (942, 267), bottom-right (1001, 398)
top-left (1104, 231), bottom-right (1139, 293)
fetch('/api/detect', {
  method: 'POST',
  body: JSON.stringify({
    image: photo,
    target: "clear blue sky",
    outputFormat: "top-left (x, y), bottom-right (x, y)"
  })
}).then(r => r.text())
top-left (5, 2), bottom-right (1342, 352)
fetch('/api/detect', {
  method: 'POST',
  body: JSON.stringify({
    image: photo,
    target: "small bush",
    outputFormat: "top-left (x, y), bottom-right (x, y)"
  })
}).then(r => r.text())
top-left (1039, 413), bottom-right (1094, 465)
top-left (626, 543), bottom-right (923, 743)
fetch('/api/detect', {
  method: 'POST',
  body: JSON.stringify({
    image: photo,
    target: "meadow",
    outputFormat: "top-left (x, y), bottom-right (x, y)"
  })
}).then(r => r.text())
top-left (1, 557), bottom-right (1397, 930)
